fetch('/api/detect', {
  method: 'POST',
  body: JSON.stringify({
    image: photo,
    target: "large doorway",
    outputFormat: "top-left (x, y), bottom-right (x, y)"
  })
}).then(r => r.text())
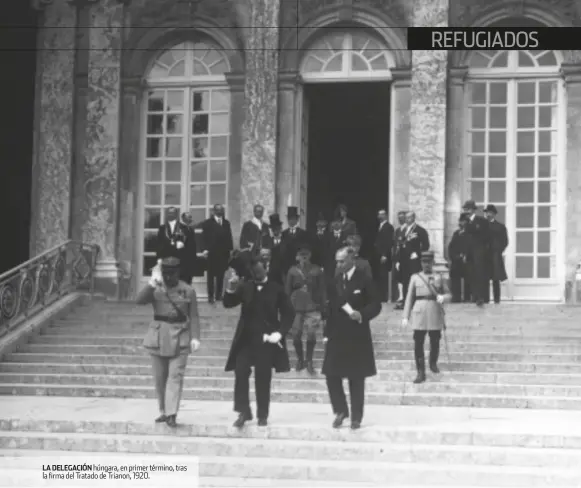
top-left (305, 82), bottom-right (390, 259)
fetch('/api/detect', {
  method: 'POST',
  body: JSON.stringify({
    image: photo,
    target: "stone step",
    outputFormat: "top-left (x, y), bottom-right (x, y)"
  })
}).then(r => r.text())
top-left (2, 430), bottom-right (581, 468)
top-left (2, 383), bottom-right (580, 409)
top-left (16, 344), bottom-right (581, 362)
top-left (8, 353), bottom-right (581, 373)
top-left (5, 362), bottom-right (581, 385)
top-left (31, 334), bottom-right (581, 353)
top-left (6, 372), bottom-right (581, 398)
top-left (0, 447), bottom-right (578, 486)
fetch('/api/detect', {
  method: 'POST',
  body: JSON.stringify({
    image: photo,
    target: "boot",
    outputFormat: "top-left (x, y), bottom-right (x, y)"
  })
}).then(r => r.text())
top-left (429, 336), bottom-right (440, 374)
top-left (413, 356), bottom-right (426, 384)
top-left (306, 340), bottom-right (316, 375)
top-left (293, 339), bottom-right (305, 371)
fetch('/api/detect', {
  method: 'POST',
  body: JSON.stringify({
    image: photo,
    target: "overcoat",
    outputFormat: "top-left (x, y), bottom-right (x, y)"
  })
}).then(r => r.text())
top-left (239, 220), bottom-right (270, 252)
top-left (403, 272), bottom-right (451, 332)
top-left (201, 217), bottom-right (234, 272)
top-left (322, 267), bottom-right (381, 378)
top-left (223, 280), bottom-right (295, 373)
top-left (487, 220), bottom-right (508, 281)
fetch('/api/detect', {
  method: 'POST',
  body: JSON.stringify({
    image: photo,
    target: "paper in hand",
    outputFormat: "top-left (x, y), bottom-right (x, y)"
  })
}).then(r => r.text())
top-left (342, 303), bottom-right (355, 315)
top-left (263, 334), bottom-right (269, 343)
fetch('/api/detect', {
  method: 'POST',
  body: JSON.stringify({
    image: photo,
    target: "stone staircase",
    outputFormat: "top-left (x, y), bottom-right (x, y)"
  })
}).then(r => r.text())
top-left (2, 300), bottom-right (581, 486)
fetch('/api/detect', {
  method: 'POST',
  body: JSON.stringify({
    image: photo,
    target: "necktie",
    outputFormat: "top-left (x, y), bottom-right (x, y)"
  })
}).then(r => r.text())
top-left (217, 218), bottom-right (222, 225)
top-left (291, 229), bottom-right (295, 235)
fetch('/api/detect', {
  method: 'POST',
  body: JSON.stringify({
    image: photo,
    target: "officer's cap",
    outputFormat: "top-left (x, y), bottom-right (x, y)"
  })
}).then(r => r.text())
top-left (160, 257), bottom-right (180, 269)
top-left (421, 251), bottom-right (435, 261)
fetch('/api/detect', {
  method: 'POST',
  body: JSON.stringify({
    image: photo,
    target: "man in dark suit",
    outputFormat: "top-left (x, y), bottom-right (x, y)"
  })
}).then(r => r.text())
top-left (448, 213), bottom-right (472, 303)
top-left (373, 209), bottom-right (394, 303)
top-left (462, 200), bottom-right (490, 307)
top-left (201, 204), bottom-right (234, 304)
top-left (262, 214), bottom-right (284, 284)
top-left (223, 256), bottom-right (295, 428)
top-left (334, 204), bottom-right (357, 237)
top-left (326, 219), bottom-right (348, 288)
top-left (322, 246), bottom-right (381, 430)
top-left (156, 207), bottom-right (195, 284)
top-left (312, 213), bottom-right (330, 269)
top-left (281, 206), bottom-right (309, 277)
top-left (239, 204), bottom-right (270, 254)
top-left (484, 204), bottom-right (508, 304)
top-left (400, 211), bottom-right (430, 301)
top-left (392, 210), bottom-right (407, 309)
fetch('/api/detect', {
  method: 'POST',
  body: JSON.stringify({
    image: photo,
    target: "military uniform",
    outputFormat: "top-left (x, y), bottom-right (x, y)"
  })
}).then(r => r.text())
top-left (136, 257), bottom-right (200, 426)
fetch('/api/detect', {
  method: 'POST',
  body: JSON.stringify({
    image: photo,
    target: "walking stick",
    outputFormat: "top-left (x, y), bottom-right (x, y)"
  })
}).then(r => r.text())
top-left (442, 326), bottom-right (451, 364)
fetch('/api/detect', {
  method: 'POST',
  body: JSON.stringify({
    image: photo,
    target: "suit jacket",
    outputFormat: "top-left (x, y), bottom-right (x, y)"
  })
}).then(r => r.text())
top-left (202, 217), bottom-right (233, 270)
top-left (239, 220), bottom-right (270, 252)
top-left (340, 218), bottom-right (358, 237)
top-left (312, 230), bottom-right (331, 268)
top-left (280, 227), bottom-right (310, 274)
top-left (487, 220), bottom-right (508, 281)
top-left (223, 280), bottom-right (295, 373)
top-left (137, 281), bottom-right (200, 357)
top-left (465, 215), bottom-right (490, 259)
top-left (326, 230), bottom-right (348, 279)
top-left (448, 229), bottom-right (471, 277)
top-left (400, 223), bottom-right (430, 274)
top-left (156, 222), bottom-right (196, 281)
top-left (263, 234), bottom-right (285, 284)
top-left (322, 267), bottom-right (381, 378)
top-left (374, 221), bottom-right (395, 269)
top-left (393, 226), bottom-right (406, 263)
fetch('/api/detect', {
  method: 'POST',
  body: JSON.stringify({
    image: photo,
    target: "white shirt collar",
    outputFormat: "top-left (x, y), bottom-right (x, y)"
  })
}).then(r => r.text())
top-left (469, 214), bottom-right (476, 221)
top-left (345, 266), bottom-right (356, 281)
top-left (252, 217), bottom-right (262, 228)
top-left (215, 215), bottom-right (222, 223)
top-left (379, 220), bottom-right (386, 229)
top-left (168, 220), bottom-right (176, 230)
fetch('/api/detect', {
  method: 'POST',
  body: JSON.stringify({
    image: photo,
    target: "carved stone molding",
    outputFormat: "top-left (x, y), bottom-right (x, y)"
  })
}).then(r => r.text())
top-left (391, 67), bottom-right (411, 87)
top-left (225, 71), bottom-right (245, 92)
top-left (561, 63), bottom-right (581, 84)
top-left (278, 70), bottom-right (302, 91)
top-left (449, 66), bottom-right (469, 86)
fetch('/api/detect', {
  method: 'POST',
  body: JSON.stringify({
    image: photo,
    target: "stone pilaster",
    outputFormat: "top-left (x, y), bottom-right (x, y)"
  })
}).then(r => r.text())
top-left (562, 64), bottom-right (581, 301)
top-left (444, 66), bottom-right (468, 259)
top-left (82, 0), bottom-right (127, 296)
top-left (29, 0), bottom-right (77, 256)
top-left (409, 0), bottom-right (449, 264)
top-left (235, 0), bottom-right (280, 220)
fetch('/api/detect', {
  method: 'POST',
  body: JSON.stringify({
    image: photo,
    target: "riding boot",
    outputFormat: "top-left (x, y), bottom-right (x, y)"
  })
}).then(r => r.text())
top-left (429, 335), bottom-right (441, 374)
top-left (414, 355), bottom-right (426, 384)
top-left (293, 339), bottom-right (305, 371)
top-left (306, 340), bottom-right (316, 375)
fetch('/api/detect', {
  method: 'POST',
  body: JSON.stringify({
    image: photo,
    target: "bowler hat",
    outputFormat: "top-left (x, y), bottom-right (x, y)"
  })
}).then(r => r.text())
top-left (484, 204), bottom-right (498, 214)
top-left (269, 213), bottom-right (282, 228)
top-left (286, 206), bottom-right (299, 219)
top-left (160, 257), bottom-right (180, 269)
top-left (420, 251), bottom-right (435, 261)
top-left (459, 212), bottom-right (470, 222)
top-left (462, 200), bottom-right (477, 211)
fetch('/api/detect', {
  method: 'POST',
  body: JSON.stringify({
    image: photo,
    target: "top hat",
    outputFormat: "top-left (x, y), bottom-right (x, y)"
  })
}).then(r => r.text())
top-left (420, 251), bottom-right (435, 261)
top-left (462, 200), bottom-right (477, 211)
top-left (160, 257), bottom-right (181, 269)
top-left (484, 204), bottom-right (498, 214)
top-left (459, 212), bottom-right (470, 222)
top-left (269, 213), bottom-right (282, 228)
top-left (286, 206), bottom-right (299, 219)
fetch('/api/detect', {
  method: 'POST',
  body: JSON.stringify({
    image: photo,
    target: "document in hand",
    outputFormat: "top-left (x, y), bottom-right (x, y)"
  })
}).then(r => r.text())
top-left (341, 303), bottom-right (355, 315)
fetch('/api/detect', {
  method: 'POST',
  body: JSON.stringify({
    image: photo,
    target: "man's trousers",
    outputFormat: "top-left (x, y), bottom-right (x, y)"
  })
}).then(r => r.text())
top-left (150, 351), bottom-right (189, 416)
top-left (325, 376), bottom-right (365, 424)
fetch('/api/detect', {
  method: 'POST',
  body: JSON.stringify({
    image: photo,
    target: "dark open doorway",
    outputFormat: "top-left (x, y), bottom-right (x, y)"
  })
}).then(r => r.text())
top-left (306, 82), bottom-right (391, 259)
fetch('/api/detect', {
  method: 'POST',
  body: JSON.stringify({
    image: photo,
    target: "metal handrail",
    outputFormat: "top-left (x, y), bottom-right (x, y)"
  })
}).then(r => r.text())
top-left (0, 240), bottom-right (100, 338)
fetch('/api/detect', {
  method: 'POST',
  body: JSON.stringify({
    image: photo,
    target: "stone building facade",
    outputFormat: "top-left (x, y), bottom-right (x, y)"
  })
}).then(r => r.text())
top-left (30, 0), bottom-right (581, 302)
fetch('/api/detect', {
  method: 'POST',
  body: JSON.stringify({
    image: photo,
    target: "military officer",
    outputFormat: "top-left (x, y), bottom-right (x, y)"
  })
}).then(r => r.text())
top-left (136, 257), bottom-right (201, 428)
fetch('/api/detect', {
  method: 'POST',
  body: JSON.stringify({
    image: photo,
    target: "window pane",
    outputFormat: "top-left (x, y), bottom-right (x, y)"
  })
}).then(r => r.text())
top-left (518, 51), bottom-right (535, 67)
top-left (166, 91), bottom-right (184, 111)
top-left (210, 184), bottom-right (226, 205)
top-left (537, 231), bottom-right (552, 253)
top-left (147, 91), bottom-right (164, 112)
top-left (471, 108), bottom-right (486, 128)
top-left (303, 57), bottom-right (324, 72)
top-left (472, 132), bottom-right (485, 153)
top-left (164, 161), bottom-right (181, 182)
top-left (489, 156), bottom-right (506, 178)
top-left (489, 107), bottom-right (506, 128)
top-left (471, 83), bottom-right (486, 103)
top-left (166, 115), bottom-right (183, 134)
top-left (210, 160), bottom-right (227, 181)
top-left (516, 207), bottom-right (534, 228)
top-left (517, 132), bottom-right (534, 153)
top-left (490, 83), bottom-right (507, 104)
top-left (488, 181), bottom-right (505, 202)
top-left (537, 206), bottom-right (555, 228)
top-left (192, 137), bottom-right (208, 158)
top-left (211, 91), bottom-right (230, 111)
top-left (537, 51), bottom-right (557, 66)
top-left (190, 185), bottom-right (206, 206)
top-left (538, 106), bottom-right (555, 128)
top-left (370, 56), bottom-right (388, 70)
top-left (471, 156), bottom-right (485, 178)
top-left (351, 53), bottom-right (368, 71)
top-left (189, 208), bottom-right (207, 224)
top-left (516, 232), bottom-right (534, 253)
top-left (538, 181), bottom-right (556, 203)
top-left (516, 256), bottom-right (534, 278)
top-left (538, 131), bottom-right (554, 152)
top-left (538, 156), bottom-right (556, 178)
top-left (539, 82), bottom-right (557, 103)
top-left (494, 206), bottom-right (506, 224)
top-left (517, 107), bottom-right (535, 129)
top-left (190, 161), bottom-right (207, 182)
top-left (516, 182), bottom-right (535, 203)
top-left (146, 161), bottom-right (162, 181)
top-left (518, 82), bottom-right (536, 104)
top-left (147, 115), bottom-right (163, 134)
top-left (164, 185), bottom-right (181, 205)
top-left (193, 114), bottom-right (209, 134)
top-left (144, 208), bottom-right (161, 229)
top-left (142, 256), bottom-right (158, 277)
top-left (325, 54), bottom-right (343, 71)
top-left (471, 181), bottom-right (485, 203)
top-left (145, 185), bottom-right (161, 205)
top-left (517, 156), bottom-right (535, 178)
top-left (537, 257), bottom-right (551, 278)
top-left (489, 132), bottom-right (506, 153)
top-left (144, 231), bottom-right (157, 253)
top-left (210, 136), bottom-right (228, 158)
top-left (146, 138), bottom-right (162, 158)
top-left (491, 51), bottom-right (508, 67)
top-left (210, 114), bottom-right (229, 134)
top-left (165, 138), bottom-right (182, 158)
top-left (192, 91), bottom-right (210, 112)
top-left (168, 60), bottom-right (185, 77)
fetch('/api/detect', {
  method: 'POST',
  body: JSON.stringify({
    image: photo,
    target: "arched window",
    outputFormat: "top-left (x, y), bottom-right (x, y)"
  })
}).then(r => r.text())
top-left (141, 41), bottom-right (231, 277)
top-left (301, 31), bottom-right (394, 81)
top-left (465, 49), bottom-right (563, 298)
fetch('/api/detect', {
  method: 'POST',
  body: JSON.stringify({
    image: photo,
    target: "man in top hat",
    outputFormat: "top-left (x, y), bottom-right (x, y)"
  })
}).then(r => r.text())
top-left (223, 255), bottom-right (295, 428)
top-left (156, 207), bottom-right (196, 284)
top-left (448, 213), bottom-right (472, 303)
top-left (334, 204), bottom-right (357, 237)
top-left (462, 200), bottom-right (490, 307)
top-left (484, 204), bottom-right (508, 304)
top-left (392, 210), bottom-right (408, 309)
top-left (263, 213), bottom-right (284, 284)
top-left (239, 204), bottom-right (270, 254)
top-left (322, 246), bottom-right (381, 430)
top-left (281, 207), bottom-right (309, 277)
top-left (136, 257), bottom-right (201, 427)
top-left (402, 251), bottom-right (451, 384)
top-left (285, 246), bottom-right (326, 375)
top-left (312, 213), bottom-right (330, 269)
top-left (399, 211), bottom-right (430, 302)
top-left (201, 204), bottom-right (234, 304)
top-left (374, 209), bottom-right (395, 303)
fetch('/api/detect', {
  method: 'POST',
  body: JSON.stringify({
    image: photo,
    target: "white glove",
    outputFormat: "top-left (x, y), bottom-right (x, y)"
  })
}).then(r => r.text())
top-left (149, 265), bottom-right (163, 287)
top-left (437, 294), bottom-right (445, 304)
top-left (395, 262), bottom-right (400, 271)
top-left (190, 339), bottom-right (201, 351)
top-left (380, 256), bottom-right (387, 263)
top-left (269, 332), bottom-right (282, 343)
top-left (401, 318), bottom-right (408, 327)
top-left (323, 337), bottom-right (328, 344)
top-left (176, 241), bottom-right (184, 249)
top-left (410, 252), bottom-right (418, 259)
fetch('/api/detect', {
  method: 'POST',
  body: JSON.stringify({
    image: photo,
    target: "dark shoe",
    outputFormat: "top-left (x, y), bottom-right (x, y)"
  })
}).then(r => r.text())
top-left (332, 413), bottom-right (348, 429)
top-left (208, 298), bottom-right (215, 304)
top-left (257, 418), bottom-right (268, 427)
top-left (476, 301), bottom-right (485, 307)
top-left (394, 302), bottom-right (404, 310)
top-left (233, 412), bottom-right (252, 429)
top-left (306, 340), bottom-right (316, 375)
top-left (166, 415), bottom-right (177, 428)
top-left (351, 421), bottom-right (361, 430)
top-left (296, 359), bottom-right (305, 372)
top-left (306, 361), bottom-right (316, 375)
top-left (294, 340), bottom-right (305, 371)
top-left (429, 363), bottom-right (440, 374)
top-left (155, 414), bottom-right (167, 423)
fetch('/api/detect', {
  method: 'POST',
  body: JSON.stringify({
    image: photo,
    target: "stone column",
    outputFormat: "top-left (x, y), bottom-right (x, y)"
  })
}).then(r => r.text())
top-left (408, 0), bottom-right (449, 264)
top-left (235, 0), bottom-right (280, 220)
top-left (562, 65), bottom-right (581, 301)
top-left (29, 0), bottom-right (77, 255)
top-left (81, 0), bottom-right (127, 296)
top-left (444, 67), bottom-right (468, 258)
